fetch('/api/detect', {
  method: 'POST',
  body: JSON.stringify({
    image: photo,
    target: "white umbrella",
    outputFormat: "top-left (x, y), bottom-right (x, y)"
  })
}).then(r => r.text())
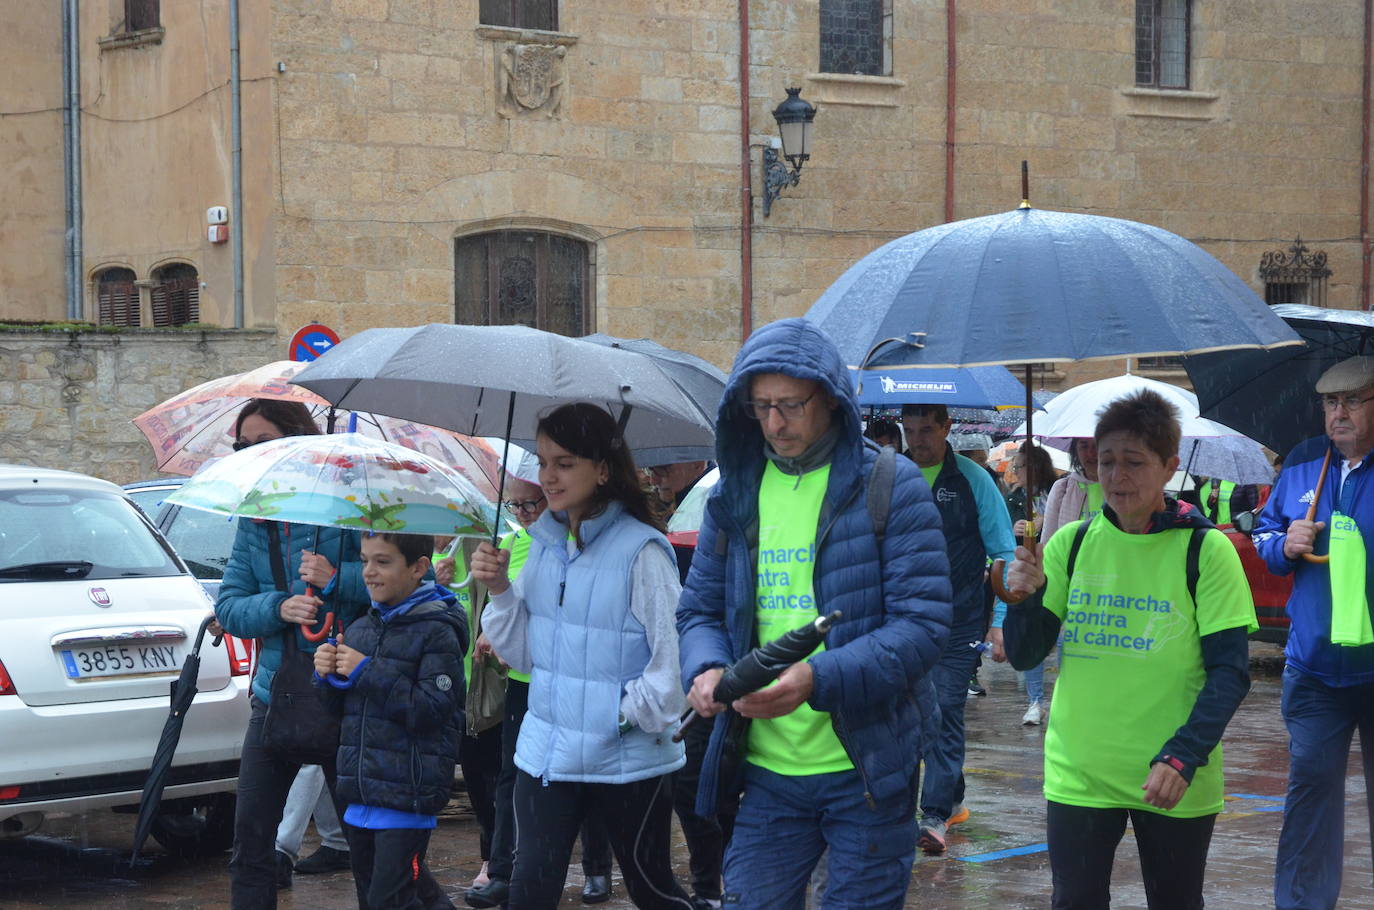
top-left (1010, 375), bottom-right (1271, 485)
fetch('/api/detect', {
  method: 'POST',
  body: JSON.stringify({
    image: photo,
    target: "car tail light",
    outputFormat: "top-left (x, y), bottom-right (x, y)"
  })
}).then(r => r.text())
top-left (224, 636), bottom-right (254, 677)
top-left (0, 786), bottom-right (19, 801)
top-left (0, 660), bottom-right (14, 696)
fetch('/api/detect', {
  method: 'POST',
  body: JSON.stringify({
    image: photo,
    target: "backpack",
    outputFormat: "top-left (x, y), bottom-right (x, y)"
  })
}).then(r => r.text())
top-left (1063, 516), bottom-right (1208, 605)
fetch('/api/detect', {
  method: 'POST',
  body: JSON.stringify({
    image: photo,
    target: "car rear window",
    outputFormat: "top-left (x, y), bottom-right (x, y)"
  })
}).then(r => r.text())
top-left (0, 488), bottom-right (182, 581)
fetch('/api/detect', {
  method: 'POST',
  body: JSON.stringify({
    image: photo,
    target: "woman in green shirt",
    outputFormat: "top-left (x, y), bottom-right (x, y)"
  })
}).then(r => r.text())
top-left (1003, 389), bottom-right (1254, 910)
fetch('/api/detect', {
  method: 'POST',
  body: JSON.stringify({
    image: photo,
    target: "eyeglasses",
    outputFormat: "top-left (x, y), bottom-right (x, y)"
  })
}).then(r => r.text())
top-left (1320, 393), bottom-right (1374, 412)
top-left (743, 392), bottom-right (816, 421)
top-left (502, 495), bottom-right (546, 513)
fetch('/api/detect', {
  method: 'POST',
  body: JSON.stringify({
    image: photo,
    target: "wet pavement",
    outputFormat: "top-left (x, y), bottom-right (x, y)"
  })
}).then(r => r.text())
top-left (2, 643), bottom-right (1373, 909)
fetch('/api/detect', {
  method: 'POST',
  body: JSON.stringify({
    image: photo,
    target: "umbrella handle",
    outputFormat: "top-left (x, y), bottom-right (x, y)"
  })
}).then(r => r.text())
top-left (301, 607), bottom-right (335, 643)
top-left (671, 707), bottom-right (697, 744)
top-left (989, 558), bottom-right (1032, 604)
top-left (1301, 446), bottom-right (1333, 565)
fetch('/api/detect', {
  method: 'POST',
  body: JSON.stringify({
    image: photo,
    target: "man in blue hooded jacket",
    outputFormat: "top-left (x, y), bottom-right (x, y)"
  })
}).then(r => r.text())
top-left (1256, 355), bottom-right (1374, 910)
top-left (677, 318), bottom-right (952, 909)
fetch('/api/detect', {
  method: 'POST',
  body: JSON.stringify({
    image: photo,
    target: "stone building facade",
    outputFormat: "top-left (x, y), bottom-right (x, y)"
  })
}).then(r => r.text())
top-left (0, 0), bottom-right (1367, 478)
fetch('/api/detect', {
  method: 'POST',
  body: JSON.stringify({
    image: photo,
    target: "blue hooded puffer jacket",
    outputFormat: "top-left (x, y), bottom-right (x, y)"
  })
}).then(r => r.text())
top-left (1255, 434), bottom-right (1374, 686)
top-left (216, 519), bottom-right (369, 704)
top-left (322, 585), bottom-right (469, 817)
top-left (676, 318), bottom-right (953, 816)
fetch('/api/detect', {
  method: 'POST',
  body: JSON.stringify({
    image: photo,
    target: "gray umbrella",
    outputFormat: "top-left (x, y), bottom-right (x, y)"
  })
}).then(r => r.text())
top-left (291, 324), bottom-right (718, 538)
top-left (292, 324), bottom-right (715, 452)
top-left (580, 333), bottom-right (727, 465)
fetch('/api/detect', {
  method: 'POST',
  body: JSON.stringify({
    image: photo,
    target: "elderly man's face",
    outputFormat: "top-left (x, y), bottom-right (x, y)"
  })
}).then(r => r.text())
top-left (1324, 382), bottom-right (1374, 459)
top-left (502, 476), bottom-right (547, 529)
top-left (649, 461), bottom-right (707, 500)
top-left (747, 373), bottom-right (834, 459)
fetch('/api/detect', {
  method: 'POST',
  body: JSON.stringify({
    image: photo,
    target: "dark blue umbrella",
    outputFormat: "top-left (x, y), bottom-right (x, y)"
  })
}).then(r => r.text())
top-left (854, 366), bottom-right (1025, 410)
top-left (1185, 304), bottom-right (1374, 456)
top-left (806, 205), bottom-right (1301, 371)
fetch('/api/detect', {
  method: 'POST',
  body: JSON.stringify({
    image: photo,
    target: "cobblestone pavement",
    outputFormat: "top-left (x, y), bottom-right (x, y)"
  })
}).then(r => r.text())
top-left (2, 644), bottom-right (1372, 909)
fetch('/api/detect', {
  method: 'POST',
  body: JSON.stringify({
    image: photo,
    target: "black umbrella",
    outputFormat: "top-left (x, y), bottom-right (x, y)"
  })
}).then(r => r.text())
top-left (673, 611), bottom-right (842, 743)
top-left (130, 615), bottom-right (220, 865)
top-left (1184, 304), bottom-right (1374, 456)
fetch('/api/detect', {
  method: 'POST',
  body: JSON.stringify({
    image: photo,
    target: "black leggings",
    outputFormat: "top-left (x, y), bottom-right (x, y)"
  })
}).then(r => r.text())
top-left (509, 770), bottom-right (692, 910)
top-left (1047, 800), bottom-right (1217, 910)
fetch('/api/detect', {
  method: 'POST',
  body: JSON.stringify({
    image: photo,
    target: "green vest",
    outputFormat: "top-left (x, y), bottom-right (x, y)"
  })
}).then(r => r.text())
top-left (502, 528), bottom-right (534, 684)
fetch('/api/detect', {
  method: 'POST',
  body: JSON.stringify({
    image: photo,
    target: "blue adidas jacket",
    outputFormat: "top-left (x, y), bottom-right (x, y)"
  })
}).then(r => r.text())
top-left (676, 318), bottom-right (953, 816)
top-left (1254, 434), bottom-right (1374, 686)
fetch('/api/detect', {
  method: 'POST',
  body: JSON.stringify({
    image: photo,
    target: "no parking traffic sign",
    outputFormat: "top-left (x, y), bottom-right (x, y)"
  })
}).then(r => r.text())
top-left (288, 323), bottom-right (340, 362)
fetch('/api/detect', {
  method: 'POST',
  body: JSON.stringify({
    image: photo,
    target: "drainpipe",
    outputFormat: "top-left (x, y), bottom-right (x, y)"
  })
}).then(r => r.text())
top-left (738, 0), bottom-right (753, 341)
top-left (64, 0), bottom-right (83, 320)
top-left (1362, 0), bottom-right (1371, 309)
top-left (944, 0), bottom-right (957, 223)
top-left (230, 0), bottom-right (245, 327)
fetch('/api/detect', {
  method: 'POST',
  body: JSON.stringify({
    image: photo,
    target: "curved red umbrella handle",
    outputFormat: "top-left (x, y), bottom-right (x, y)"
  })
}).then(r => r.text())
top-left (299, 584), bottom-right (335, 642)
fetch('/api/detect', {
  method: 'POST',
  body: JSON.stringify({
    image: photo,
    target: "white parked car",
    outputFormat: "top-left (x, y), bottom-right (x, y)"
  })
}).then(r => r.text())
top-left (0, 465), bottom-right (250, 857)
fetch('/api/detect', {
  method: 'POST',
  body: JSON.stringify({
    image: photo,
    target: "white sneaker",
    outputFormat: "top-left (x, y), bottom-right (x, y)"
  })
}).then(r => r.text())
top-left (1022, 700), bottom-right (1043, 725)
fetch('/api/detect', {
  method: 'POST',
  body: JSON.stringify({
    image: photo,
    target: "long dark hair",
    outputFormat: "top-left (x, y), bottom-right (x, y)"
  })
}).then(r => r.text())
top-left (234, 399), bottom-right (320, 439)
top-left (536, 403), bottom-right (663, 532)
top-left (1017, 441), bottom-right (1056, 496)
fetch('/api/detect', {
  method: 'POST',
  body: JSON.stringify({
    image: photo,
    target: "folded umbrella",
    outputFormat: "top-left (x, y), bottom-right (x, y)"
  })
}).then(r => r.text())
top-left (130, 615), bottom-right (220, 865)
top-left (673, 611), bottom-right (842, 743)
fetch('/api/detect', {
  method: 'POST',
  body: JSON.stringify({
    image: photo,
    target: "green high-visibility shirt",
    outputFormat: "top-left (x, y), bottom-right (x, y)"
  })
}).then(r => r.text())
top-left (746, 462), bottom-right (853, 776)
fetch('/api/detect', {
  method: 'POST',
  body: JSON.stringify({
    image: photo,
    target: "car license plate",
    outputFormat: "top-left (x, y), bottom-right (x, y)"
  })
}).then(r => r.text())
top-left (60, 643), bottom-right (182, 679)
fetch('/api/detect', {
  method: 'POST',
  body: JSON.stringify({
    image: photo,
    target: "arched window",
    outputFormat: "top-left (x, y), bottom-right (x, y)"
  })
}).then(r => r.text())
top-left (454, 231), bottom-right (590, 335)
top-left (151, 262), bottom-right (200, 326)
top-left (95, 267), bottom-right (139, 327)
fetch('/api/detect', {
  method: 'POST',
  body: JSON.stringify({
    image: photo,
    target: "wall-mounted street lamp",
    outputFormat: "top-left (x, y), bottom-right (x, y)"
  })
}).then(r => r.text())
top-left (762, 87), bottom-right (817, 217)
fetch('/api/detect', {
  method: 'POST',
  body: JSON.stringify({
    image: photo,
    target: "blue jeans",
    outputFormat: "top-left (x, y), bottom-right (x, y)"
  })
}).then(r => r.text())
top-left (723, 763), bottom-right (916, 910)
top-left (920, 615), bottom-right (984, 821)
top-left (1275, 665), bottom-right (1374, 910)
top-left (1023, 661), bottom-right (1045, 703)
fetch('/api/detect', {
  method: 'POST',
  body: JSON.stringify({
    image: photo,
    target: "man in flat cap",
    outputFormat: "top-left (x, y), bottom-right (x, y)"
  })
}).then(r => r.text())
top-left (1256, 355), bottom-right (1374, 910)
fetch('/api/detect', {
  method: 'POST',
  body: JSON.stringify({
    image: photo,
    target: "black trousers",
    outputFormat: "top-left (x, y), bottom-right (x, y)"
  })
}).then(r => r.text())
top-left (1047, 800), bottom-right (1217, 910)
top-left (346, 826), bottom-right (451, 910)
top-left (230, 697), bottom-right (345, 910)
top-left (459, 723), bottom-right (503, 861)
top-left (509, 770), bottom-right (692, 910)
top-left (488, 680), bottom-right (612, 882)
top-left (671, 714), bottom-right (735, 900)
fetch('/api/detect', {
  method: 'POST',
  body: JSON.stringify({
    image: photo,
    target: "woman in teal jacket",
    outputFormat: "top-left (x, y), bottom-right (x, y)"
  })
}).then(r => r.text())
top-left (214, 399), bottom-right (370, 910)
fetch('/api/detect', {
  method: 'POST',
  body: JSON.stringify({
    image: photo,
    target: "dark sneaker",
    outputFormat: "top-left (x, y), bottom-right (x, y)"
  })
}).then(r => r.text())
top-left (918, 818), bottom-right (948, 855)
top-left (295, 844), bottom-right (351, 874)
top-left (465, 878), bottom-right (510, 909)
top-left (274, 849), bottom-right (293, 889)
top-left (581, 873), bottom-right (611, 904)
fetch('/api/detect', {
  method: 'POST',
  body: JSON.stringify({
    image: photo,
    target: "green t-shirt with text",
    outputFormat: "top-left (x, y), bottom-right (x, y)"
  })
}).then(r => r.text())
top-left (501, 528), bottom-right (533, 684)
top-left (1079, 481), bottom-right (1104, 521)
top-left (1038, 517), bottom-right (1256, 817)
top-left (746, 462), bottom-right (853, 776)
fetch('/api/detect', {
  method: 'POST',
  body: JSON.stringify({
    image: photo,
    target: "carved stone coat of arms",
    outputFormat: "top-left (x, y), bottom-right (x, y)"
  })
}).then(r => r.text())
top-left (499, 44), bottom-right (566, 118)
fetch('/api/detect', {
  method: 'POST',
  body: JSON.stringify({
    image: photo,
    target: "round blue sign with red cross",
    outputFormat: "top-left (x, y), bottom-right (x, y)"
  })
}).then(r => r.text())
top-left (288, 323), bottom-right (340, 362)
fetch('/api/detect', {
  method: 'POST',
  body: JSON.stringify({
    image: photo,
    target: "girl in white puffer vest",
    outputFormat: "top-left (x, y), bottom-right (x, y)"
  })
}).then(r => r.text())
top-left (472, 403), bottom-right (694, 910)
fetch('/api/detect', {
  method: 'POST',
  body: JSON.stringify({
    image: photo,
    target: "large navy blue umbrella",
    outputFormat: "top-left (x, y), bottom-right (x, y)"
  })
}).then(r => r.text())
top-left (806, 206), bottom-right (1301, 371)
top-left (854, 365), bottom-right (1026, 410)
top-left (1185, 304), bottom-right (1374, 456)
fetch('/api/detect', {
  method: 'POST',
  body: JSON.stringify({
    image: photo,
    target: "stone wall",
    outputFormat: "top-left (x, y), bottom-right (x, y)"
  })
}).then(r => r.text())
top-left (0, 328), bottom-right (278, 485)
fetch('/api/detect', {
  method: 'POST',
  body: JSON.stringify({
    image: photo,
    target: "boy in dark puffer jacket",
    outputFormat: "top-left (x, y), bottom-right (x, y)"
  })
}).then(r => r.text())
top-left (314, 531), bottom-right (468, 910)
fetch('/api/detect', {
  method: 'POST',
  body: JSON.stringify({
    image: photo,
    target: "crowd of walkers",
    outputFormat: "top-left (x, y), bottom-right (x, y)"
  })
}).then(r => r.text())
top-left (211, 320), bottom-right (1374, 910)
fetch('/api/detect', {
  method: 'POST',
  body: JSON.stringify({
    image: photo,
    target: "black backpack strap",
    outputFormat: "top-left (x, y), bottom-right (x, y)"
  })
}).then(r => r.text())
top-left (264, 521), bottom-right (290, 594)
top-left (866, 445), bottom-right (897, 545)
top-left (1186, 527), bottom-right (1208, 605)
top-left (1064, 517), bottom-right (1093, 580)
